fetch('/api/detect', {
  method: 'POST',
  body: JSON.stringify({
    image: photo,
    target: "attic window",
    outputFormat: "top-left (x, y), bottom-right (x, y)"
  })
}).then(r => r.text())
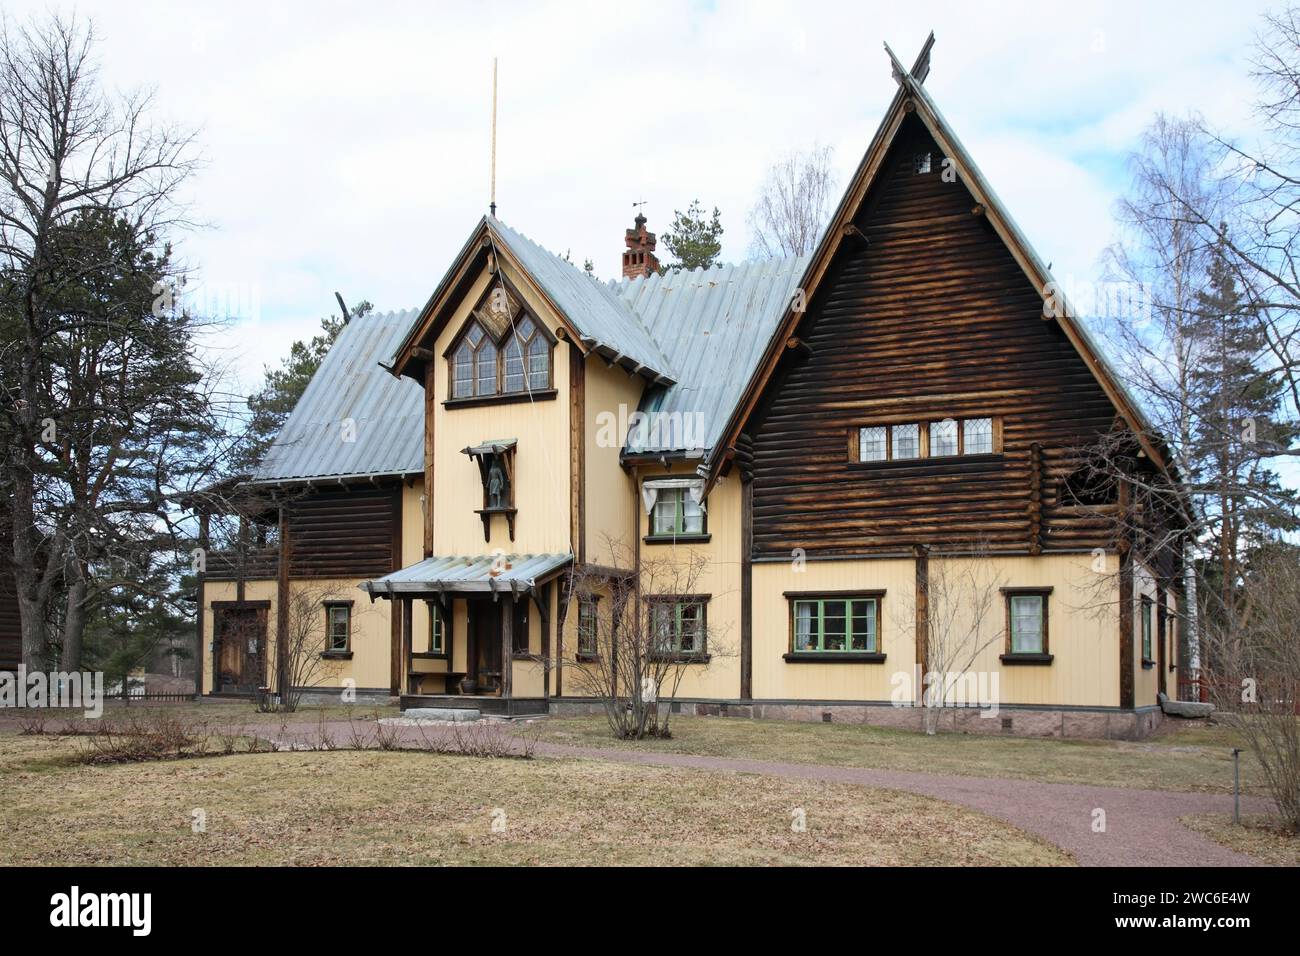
top-left (913, 152), bottom-right (932, 175)
top-left (446, 282), bottom-right (556, 405)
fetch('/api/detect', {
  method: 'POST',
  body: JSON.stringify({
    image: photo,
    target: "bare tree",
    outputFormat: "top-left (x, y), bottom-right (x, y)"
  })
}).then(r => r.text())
top-left (1200, 543), bottom-right (1300, 831)
top-left (747, 144), bottom-right (837, 259)
top-left (0, 14), bottom-right (202, 670)
top-left (898, 544), bottom-right (1007, 736)
top-left (265, 584), bottom-right (370, 713)
top-left (561, 539), bottom-right (731, 739)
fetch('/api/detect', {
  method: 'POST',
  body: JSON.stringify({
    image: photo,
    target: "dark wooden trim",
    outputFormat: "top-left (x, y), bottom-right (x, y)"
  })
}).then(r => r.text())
top-left (210, 599), bottom-right (271, 609)
top-left (1000, 653), bottom-right (1054, 665)
top-left (1156, 585), bottom-right (1168, 695)
top-left (541, 580), bottom-right (552, 702)
top-left (401, 598), bottom-right (414, 694)
top-left (784, 588), bottom-right (888, 599)
top-left (443, 388), bottom-right (557, 410)
top-left (740, 476), bottom-right (753, 700)
top-left (195, 513), bottom-right (209, 696)
top-left (320, 650), bottom-right (354, 661)
top-left (275, 505), bottom-right (290, 698)
top-left (643, 533), bottom-right (711, 545)
top-left (570, 342), bottom-right (586, 563)
top-left (1003, 588), bottom-right (1050, 656)
top-left (914, 544), bottom-right (929, 686)
top-left (501, 594), bottom-right (514, 698)
top-left (424, 362), bottom-right (435, 558)
top-left (783, 652), bottom-right (887, 663)
top-left (1118, 481), bottom-right (1135, 709)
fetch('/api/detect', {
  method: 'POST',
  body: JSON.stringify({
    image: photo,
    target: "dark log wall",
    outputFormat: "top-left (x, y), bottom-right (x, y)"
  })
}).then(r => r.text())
top-left (286, 487), bottom-right (400, 578)
top-left (749, 115), bottom-right (1119, 557)
top-left (205, 486), bottom-right (401, 581)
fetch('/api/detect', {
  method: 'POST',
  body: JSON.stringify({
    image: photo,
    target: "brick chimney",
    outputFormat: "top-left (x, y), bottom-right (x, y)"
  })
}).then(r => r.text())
top-left (622, 212), bottom-right (660, 279)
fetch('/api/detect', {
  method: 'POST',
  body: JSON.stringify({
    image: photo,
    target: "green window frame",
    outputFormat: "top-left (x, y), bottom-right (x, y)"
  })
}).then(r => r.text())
top-left (1141, 596), bottom-right (1153, 661)
top-left (791, 597), bottom-right (878, 653)
top-left (427, 602), bottom-right (445, 656)
top-left (325, 603), bottom-right (351, 653)
top-left (577, 598), bottom-right (598, 658)
top-left (1003, 590), bottom-right (1049, 656)
top-left (649, 597), bottom-right (707, 657)
top-left (649, 487), bottom-right (705, 537)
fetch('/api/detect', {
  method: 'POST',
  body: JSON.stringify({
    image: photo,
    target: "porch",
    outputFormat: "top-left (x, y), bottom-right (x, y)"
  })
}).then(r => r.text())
top-left (361, 552), bottom-right (572, 710)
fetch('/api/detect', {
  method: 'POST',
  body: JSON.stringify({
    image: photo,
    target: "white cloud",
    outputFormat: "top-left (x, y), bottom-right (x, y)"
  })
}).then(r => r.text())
top-left (3, 0), bottom-right (1280, 392)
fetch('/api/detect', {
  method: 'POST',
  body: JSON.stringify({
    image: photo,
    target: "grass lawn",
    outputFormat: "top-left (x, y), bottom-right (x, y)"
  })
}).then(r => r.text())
top-left (0, 700), bottom-right (399, 732)
top-left (0, 734), bottom-right (1068, 866)
top-left (1179, 814), bottom-right (1300, 867)
top-left (529, 714), bottom-right (1268, 796)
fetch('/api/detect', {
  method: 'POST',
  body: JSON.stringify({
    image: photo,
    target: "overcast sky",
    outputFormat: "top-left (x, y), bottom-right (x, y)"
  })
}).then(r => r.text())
top-left (4, 0), bottom-right (1281, 394)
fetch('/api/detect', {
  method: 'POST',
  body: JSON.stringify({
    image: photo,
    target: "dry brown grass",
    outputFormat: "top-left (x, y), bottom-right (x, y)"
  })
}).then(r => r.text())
top-left (1179, 813), bottom-right (1300, 867)
top-left (0, 734), bottom-right (1069, 866)
top-left (530, 714), bottom-right (1268, 795)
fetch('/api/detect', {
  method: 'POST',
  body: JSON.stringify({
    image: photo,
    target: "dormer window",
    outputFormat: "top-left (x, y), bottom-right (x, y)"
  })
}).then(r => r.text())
top-left (445, 282), bottom-right (556, 405)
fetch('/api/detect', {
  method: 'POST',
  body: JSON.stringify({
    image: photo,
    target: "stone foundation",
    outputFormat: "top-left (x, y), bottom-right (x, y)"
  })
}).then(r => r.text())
top-left (548, 698), bottom-right (1165, 740)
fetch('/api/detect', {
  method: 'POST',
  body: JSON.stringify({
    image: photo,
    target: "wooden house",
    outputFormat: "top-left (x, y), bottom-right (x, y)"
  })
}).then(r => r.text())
top-left (195, 39), bottom-right (1185, 737)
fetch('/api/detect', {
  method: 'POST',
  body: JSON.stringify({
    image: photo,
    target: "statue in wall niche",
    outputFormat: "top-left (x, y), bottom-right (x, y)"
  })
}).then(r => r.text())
top-left (487, 458), bottom-right (508, 509)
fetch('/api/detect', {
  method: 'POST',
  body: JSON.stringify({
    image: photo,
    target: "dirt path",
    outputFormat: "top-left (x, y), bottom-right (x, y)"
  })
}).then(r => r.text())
top-left (258, 718), bottom-right (1269, 867)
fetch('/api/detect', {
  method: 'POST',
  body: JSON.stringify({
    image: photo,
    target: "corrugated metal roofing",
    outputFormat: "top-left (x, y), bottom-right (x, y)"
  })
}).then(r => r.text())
top-left (360, 553), bottom-right (572, 596)
top-left (251, 309), bottom-right (425, 483)
top-left (616, 256), bottom-right (807, 455)
top-left (488, 217), bottom-right (678, 383)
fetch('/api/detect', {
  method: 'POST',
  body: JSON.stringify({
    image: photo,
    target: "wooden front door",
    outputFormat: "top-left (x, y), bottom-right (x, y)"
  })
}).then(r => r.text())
top-left (468, 601), bottom-right (502, 695)
top-left (214, 605), bottom-right (266, 695)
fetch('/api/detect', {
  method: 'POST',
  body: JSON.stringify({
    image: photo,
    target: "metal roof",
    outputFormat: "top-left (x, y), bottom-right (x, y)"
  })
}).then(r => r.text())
top-left (251, 309), bottom-right (425, 483)
top-left (487, 218), bottom-right (678, 383)
top-left (616, 256), bottom-right (807, 456)
top-left (360, 553), bottom-right (572, 597)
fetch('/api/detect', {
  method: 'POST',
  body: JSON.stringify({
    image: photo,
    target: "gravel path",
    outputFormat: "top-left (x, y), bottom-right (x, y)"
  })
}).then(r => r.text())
top-left (259, 718), bottom-right (1270, 867)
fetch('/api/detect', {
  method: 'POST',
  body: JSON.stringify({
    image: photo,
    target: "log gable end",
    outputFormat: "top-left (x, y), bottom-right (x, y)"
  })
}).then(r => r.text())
top-left (748, 115), bottom-right (1119, 558)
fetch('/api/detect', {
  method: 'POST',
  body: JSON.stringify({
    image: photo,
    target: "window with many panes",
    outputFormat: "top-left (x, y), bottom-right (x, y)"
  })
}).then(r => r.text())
top-left (449, 317), bottom-right (552, 400)
top-left (1003, 589), bottom-right (1050, 656)
top-left (650, 598), bottom-right (707, 657)
top-left (650, 487), bottom-right (705, 537)
top-left (791, 597), bottom-right (880, 653)
top-left (325, 603), bottom-right (351, 654)
top-left (577, 598), bottom-right (598, 658)
top-left (856, 417), bottom-right (998, 463)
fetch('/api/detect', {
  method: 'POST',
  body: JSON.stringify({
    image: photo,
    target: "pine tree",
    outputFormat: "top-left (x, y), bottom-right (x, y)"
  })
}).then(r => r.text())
top-left (661, 200), bottom-right (724, 271)
top-left (1189, 234), bottom-right (1299, 625)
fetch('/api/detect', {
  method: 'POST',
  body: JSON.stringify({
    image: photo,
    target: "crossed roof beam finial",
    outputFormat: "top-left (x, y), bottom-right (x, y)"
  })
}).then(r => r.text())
top-left (885, 30), bottom-right (935, 86)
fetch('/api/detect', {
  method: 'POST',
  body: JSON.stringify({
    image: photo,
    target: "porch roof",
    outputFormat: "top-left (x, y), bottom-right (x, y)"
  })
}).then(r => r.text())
top-left (360, 553), bottom-right (572, 599)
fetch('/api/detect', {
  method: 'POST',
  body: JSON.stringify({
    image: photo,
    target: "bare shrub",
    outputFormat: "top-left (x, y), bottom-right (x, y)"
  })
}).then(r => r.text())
top-left (562, 538), bottom-right (731, 740)
top-left (315, 712), bottom-right (337, 751)
top-left (16, 712), bottom-right (48, 736)
top-left (412, 719), bottom-right (533, 759)
top-left (81, 712), bottom-right (200, 764)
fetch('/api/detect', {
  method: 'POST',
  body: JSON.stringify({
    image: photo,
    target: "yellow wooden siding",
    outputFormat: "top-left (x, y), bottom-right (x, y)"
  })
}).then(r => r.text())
top-left (752, 558), bottom-right (916, 701)
top-left (429, 262), bottom-right (573, 556)
top-left (584, 361), bottom-right (642, 566)
top-left (632, 462), bottom-right (743, 700)
top-left (947, 553), bottom-right (1120, 708)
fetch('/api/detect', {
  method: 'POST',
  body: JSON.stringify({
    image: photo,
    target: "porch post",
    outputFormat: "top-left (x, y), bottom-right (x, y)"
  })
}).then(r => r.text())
top-left (401, 598), bottom-right (414, 696)
top-left (501, 594), bottom-right (514, 698)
